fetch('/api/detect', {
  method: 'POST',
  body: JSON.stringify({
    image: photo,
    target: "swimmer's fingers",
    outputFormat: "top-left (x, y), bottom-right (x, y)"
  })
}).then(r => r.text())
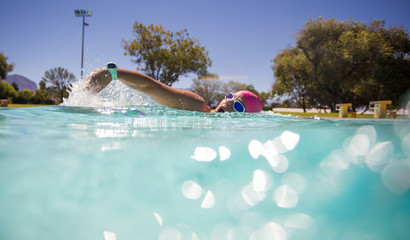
top-left (84, 68), bottom-right (112, 94)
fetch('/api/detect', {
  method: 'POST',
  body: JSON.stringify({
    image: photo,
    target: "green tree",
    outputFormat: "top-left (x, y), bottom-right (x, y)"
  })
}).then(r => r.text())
top-left (0, 52), bottom-right (14, 80)
top-left (190, 75), bottom-right (266, 109)
top-left (0, 81), bottom-right (17, 100)
top-left (190, 74), bottom-right (224, 108)
top-left (11, 82), bottom-right (19, 91)
top-left (15, 89), bottom-right (35, 104)
top-left (273, 18), bottom-right (410, 111)
top-left (122, 21), bottom-right (212, 86)
top-left (32, 89), bottom-right (54, 104)
top-left (272, 47), bottom-right (314, 112)
top-left (41, 67), bottom-right (75, 103)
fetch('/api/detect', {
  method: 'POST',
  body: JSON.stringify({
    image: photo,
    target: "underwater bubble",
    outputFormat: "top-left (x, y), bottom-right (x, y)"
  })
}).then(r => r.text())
top-left (402, 133), bottom-right (410, 157)
top-left (241, 182), bottom-right (266, 206)
top-left (249, 140), bottom-right (263, 159)
top-left (153, 212), bottom-right (163, 226)
top-left (219, 146), bottom-right (231, 161)
top-left (273, 185), bottom-right (299, 209)
top-left (103, 231), bottom-right (117, 240)
top-left (284, 213), bottom-right (314, 229)
top-left (381, 158), bottom-right (410, 195)
top-left (253, 170), bottom-right (268, 192)
top-left (249, 221), bottom-right (286, 240)
top-left (365, 142), bottom-right (394, 173)
top-left (191, 147), bottom-right (217, 162)
top-left (182, 180), bottom-right (202, 200)
top-left (280, 131), bottom-right (300, 151)
top-left (281, 172), bottom-right (307, 194)
top-left (201, 190), bottom-right (216, 209)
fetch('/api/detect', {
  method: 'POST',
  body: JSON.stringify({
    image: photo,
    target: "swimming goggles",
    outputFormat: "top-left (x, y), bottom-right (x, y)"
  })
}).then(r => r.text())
top-left (225, 92), bottom-right (246, 112)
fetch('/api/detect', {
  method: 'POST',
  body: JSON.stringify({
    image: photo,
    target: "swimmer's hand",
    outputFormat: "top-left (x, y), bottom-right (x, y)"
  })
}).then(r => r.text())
top-left (83, 68), bottom-right (112, 94)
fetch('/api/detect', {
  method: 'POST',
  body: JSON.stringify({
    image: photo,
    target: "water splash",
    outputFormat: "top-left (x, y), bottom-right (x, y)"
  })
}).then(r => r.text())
top-left (62, 77), bottom-right (158, 107)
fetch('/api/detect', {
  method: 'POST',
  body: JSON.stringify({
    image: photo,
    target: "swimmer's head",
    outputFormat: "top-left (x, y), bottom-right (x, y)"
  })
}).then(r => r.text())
top-left (215, 91), bottom-right (263, 113)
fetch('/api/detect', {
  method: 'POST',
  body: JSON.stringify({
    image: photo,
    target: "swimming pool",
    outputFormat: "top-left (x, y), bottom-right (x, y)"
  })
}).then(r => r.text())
top-left (1, 81), bottom-right (409, 240)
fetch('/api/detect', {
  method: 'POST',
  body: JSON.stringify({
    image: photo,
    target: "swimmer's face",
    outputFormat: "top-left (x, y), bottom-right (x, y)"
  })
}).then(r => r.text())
top-left (215, 92), bottom-right (246, 113)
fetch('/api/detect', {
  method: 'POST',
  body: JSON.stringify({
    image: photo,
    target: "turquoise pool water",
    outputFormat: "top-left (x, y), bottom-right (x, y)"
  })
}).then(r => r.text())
top-left (0, 81), bottom-right (409, 240)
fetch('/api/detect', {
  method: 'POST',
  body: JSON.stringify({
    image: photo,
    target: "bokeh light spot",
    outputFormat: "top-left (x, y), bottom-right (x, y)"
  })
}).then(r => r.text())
top-left (219, 146), bottom-right (231, 161)
top-left (191, 147), bottom-right (217, 162)
top-left (249, 140), bottom-right (263, 159)
top-left (365, 142), bottom-right (394, 173)
top-left (182, 180), bottom-right (202, 200)
top-left (284, 213), bottom-right (314, 229)
top-left (273, 185), bottom-right (299, 209)
top-left (153, 212), bottom-right (163, 226)
top-left (201, 190), bottom-right (216, 208)
top-left (103, 231), bottom-right (117, 240)
top-left (381, 158), bottom-right (410, 195)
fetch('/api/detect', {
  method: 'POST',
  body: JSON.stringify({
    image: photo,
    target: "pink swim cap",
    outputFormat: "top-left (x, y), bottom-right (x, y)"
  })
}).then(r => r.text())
top-left (237, 91), bottom-right (263, 113)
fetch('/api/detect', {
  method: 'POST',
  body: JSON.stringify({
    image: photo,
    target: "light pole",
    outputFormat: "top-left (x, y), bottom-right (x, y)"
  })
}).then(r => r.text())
top-left (74, 9), bottom-right (92, 78)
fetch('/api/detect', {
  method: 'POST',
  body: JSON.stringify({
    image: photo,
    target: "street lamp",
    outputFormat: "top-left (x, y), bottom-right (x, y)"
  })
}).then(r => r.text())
top-left (74, 9), bottom-right (92, 78)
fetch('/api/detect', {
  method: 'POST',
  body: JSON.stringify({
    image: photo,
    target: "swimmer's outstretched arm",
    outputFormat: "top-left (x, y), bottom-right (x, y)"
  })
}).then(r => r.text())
top-left (85, 68), bottom-right (211, 113)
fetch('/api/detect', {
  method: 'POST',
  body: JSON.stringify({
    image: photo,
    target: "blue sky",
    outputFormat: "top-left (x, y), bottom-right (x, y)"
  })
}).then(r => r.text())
top-left (1, 0), bottom-right (409, 92)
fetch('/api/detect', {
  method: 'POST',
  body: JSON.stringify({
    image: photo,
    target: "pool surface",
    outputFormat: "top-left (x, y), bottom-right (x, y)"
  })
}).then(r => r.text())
top-left (0, 81), bottom-right (409, 240)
